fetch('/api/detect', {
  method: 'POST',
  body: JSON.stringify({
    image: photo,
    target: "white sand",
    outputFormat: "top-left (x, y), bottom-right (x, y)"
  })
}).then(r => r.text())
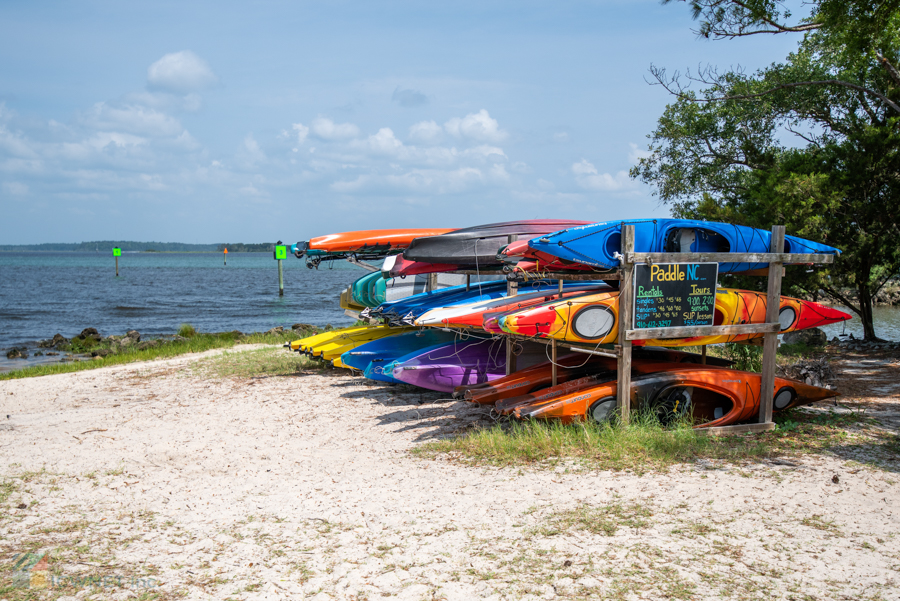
top-left (1, 346), bottom-right (898, 600)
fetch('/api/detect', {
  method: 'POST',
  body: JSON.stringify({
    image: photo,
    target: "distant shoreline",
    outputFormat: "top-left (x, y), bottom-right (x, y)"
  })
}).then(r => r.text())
top-left (0, 241), bottom-right (281, 252)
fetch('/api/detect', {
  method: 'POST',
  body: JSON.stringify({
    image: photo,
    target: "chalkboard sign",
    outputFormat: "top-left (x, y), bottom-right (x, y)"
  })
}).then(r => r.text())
top-left (633, 263), bottom-right (718, 329)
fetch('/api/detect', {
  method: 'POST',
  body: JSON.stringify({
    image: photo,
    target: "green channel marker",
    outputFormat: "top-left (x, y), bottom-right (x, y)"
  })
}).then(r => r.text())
top-left (112, 247), bottom-right (121, 276)
top-left (274, 242), bottom-right (287, 296)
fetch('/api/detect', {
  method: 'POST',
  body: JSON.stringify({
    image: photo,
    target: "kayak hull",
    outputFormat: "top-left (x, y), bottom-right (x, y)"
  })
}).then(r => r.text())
top-left (499, 288), bottom-right (851, 346)
top-left (528, 219), bottom-right (841, 273)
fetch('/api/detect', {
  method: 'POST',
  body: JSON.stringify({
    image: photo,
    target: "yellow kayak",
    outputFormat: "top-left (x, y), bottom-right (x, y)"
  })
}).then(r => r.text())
top-left (289, 325), bottom-right (370, 352)
top-left (308, 326), bottom-right (411, 358)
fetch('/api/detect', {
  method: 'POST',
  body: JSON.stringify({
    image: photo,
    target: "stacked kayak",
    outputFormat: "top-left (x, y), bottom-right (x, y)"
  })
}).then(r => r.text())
top-left (497, 288), bottom-right (851, 347)
top-left (287, 218), bottom-right (850, 429)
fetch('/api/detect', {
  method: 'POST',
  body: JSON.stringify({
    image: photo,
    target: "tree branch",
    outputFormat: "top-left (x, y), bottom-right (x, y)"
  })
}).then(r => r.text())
top-left (876, 51), bottom-right (900, 88)
top-left (722, 80), bottom-right (900, 115)
top-left (821, 285), bottom-right (862, 318)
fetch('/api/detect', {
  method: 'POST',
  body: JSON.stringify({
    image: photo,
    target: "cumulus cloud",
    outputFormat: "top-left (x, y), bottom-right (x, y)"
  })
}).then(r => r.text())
top-left (147, 51), bottom-right (218, 93)
top-left (391, 87), bottom-right (429, 107)
top-left (81, 102), bottom-right (184, 137)
top-left (628, 142), bottom-right (652, 163)
top-left (444, 109), bottom-right (506, 143)
top-left (571, 159), bottom-right (632, 191)
top-left (364, 128), bottom-right (403, 155)
top-left (292, 123), bottom-right (310, 144)
top-left (310, 117), bottom-right (360, 141)
top-left (408, 120), bottom-right (442, 145)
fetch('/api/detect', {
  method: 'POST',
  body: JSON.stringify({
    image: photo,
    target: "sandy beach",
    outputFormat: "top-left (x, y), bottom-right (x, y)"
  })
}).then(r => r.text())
top-left (1, 345), bottom-right (899, 600)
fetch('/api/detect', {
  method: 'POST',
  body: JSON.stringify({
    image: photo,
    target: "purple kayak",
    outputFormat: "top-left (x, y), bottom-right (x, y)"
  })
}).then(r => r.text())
top-left (385, 338), bottom-right (549, 392)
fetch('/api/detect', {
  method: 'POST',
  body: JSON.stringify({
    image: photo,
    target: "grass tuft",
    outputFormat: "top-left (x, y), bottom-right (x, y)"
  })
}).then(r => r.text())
top-left (176, 323), bottom-right (198, 338)
top-left (191, 347), bottom-right (321, 379)
top-left (537, 500), bottom-right (654, 537)
top-left (415, 408), bottom-right (883, 472)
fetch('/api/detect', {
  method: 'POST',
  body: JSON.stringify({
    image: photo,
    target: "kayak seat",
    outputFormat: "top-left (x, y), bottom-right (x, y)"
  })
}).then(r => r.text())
top-left (664, 228), bottom-right (730, 253)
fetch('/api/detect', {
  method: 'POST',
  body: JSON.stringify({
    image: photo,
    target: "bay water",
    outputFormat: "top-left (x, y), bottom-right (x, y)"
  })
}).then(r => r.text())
top-left (1, 251), bottom-right (898, 373)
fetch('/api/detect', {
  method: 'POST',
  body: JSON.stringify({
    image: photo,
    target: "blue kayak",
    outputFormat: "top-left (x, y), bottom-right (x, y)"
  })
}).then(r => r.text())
top-left (371, 279), bottom-right (508, 320)
top-left (341, 329), bottom-right (460, 372)
top-left (528, 219), bottom-right (841, 273)
top-left (382, 280), bottom-right (602, 325)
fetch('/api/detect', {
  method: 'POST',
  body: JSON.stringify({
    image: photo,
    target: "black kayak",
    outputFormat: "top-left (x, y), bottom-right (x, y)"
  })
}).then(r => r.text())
top-left (403, 220), bottom-right (592, 265)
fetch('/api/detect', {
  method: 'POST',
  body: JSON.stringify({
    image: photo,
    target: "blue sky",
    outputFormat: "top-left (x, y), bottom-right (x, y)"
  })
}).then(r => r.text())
top-left (0, 0), bottom-right (802, 244)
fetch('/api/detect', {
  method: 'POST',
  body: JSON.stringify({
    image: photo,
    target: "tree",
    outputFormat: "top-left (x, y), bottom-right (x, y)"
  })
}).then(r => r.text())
top-left (632, 0), bottom-right (900, 340)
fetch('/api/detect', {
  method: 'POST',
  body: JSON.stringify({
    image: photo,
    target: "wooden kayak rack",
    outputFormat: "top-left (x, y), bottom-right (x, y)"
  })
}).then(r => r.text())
top-left (496, 224), bottom-right (834, 435)
top-left (345, 224), bottom-right (832, 435)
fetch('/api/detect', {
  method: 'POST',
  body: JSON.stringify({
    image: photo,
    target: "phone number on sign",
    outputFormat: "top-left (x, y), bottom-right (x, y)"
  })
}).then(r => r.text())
top-left (635, 320), bottom-right (673, 328)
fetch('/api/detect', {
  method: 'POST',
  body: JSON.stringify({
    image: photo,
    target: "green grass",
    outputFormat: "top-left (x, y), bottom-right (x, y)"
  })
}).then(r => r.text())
top-left (176, 323), bottom-right (197, 338)
top-left (536, 500), bottom-right (654, 537)
top-left (191, 347), bottom-right (322, 379)
top-left (0, 328), bottom-right (318, 381)
top-left (415, 408), bottom-right (883, 472)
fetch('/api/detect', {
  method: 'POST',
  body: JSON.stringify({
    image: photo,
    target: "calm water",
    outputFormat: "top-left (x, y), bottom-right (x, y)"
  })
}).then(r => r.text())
top-left (0, 252), bottom-right (363, 350)
top-left (1, 252), bottom-right (898, 373)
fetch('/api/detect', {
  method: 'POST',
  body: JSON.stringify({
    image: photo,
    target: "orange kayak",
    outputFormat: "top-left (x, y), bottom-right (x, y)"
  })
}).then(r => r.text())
top-left (509, 364), bottom-right (837, 427)
top-left (499, 288), bottom-right (851, 347)
top-left (308, 228), bottom-right (456, 253)
top-left (459, 348), bottom-right (734, 404)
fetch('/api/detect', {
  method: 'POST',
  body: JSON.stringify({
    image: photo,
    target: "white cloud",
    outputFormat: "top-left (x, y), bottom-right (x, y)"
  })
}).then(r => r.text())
top-left (444, 109), bottom-right (506, 143)
top-left (571, 159), bottom-right (633, 191)
top-left (628, 142), bottom-right (652, 163)
top-left (240, 134), bottom-right (266, 164)
top-left (408, 120), bottom-right (442, 145)
top-left (292, 123), bottom-right (310, 144)
top-left (310, 117), bottom-right (360, 140)
top-left (364, 128), bottom-right (403, 155)
top-left (147, 51), bottom-right (218, 93)
top-left (81, 102), bottom-right (184, 137)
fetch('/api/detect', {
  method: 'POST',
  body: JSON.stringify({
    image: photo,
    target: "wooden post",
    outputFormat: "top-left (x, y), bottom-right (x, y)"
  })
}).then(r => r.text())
top-left (426, 272), bottom-right (437, 292)
top-left (616, 225), bottom-right (635, 424)
top-left (506, 234), bottom-right (519, 376)
top-left (115, 256), bottom-right (119, 277)
top-left (224, 248), bottom-right (228, 266)
top-left (551, 340), bottom-right (558, 386)
top-left (278, 259), bottom-right (284, 296)
top-left (112, 247), bottom-right (121, 276)
top-left (758, 225), bottom-right (785, 424)
top-left (551, 279), bottom-right (563, 386)
top-left (466, 274), bottom-right (471, 292)
top-left (701, 345), bottom-right (707, 365)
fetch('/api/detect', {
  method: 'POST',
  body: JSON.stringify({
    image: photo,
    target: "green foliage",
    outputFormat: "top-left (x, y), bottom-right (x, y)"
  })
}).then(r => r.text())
top-left (177, 323), bottom-right (198, 338)
top-left (720, 343), bottom-right (763, 371)
top-left (636, 0), bottom-right (900, 340)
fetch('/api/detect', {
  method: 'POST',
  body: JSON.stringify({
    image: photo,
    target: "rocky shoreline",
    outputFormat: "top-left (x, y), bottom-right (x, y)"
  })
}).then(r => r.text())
top-left (3, 323), bottom-right (321, 363)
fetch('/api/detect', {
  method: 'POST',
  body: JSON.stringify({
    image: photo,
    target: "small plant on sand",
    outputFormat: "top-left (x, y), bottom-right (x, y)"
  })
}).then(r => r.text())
top-left (177, 323), bottom-right (198, 338)
top-left (536, 500), bottom-right (654, 537)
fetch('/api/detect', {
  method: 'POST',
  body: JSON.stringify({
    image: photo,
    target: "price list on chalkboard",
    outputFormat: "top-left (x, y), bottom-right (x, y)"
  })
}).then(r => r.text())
top-left (633, 263), bottom-right (718, 329)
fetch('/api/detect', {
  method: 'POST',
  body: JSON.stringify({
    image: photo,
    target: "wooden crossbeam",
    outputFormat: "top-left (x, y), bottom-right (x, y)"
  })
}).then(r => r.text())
top-left (626, 252), bottom-right (833, 264)
top-left (625, 322), bottom-right (780, 341)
